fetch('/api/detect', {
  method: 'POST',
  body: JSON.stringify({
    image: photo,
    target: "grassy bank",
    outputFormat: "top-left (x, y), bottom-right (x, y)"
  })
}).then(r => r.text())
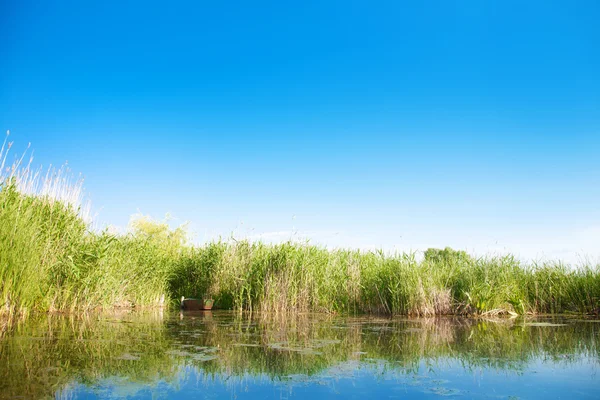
top-left (171, 243), bottom-right (600, 316)
top-left (1, 137), bottom-right (599, 317)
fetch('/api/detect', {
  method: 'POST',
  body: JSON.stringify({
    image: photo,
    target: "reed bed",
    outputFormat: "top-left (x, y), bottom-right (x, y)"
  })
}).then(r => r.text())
top-left (172, 242), bottom-right (600, 316)
top-left (1, 135), bottom-right (599, 317)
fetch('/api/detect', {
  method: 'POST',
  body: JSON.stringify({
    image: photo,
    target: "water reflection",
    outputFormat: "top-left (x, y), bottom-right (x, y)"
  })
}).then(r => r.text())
top-left (1, 311), bottom-right (598, 399)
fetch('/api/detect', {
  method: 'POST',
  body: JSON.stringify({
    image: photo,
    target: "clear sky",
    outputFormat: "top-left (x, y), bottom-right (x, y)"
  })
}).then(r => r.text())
top-left (1, 1), bottom-right (599, 262)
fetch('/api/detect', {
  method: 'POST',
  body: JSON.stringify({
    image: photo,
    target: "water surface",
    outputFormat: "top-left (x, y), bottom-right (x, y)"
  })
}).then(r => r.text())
top-left (1, 311), bottom-right (598, 399)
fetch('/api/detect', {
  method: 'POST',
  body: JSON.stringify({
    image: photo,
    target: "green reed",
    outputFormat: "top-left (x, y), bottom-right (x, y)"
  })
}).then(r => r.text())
top-left (1, 136), bottom-right (599, 317)
top-left (2, 180), bottom-right (599, 317)
top-left (172, 241), bottom-right (600, 316)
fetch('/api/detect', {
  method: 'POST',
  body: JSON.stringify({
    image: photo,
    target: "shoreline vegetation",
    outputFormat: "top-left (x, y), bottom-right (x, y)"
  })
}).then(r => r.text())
top-left (1, 135), bottom-right (599, 319)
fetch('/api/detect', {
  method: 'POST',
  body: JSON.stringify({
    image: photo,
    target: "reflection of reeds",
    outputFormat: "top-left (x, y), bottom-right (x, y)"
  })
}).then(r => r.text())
top-left (0, 311), bottom-right (176, 399)
top-left (1, 311), bottom-right (598, 399)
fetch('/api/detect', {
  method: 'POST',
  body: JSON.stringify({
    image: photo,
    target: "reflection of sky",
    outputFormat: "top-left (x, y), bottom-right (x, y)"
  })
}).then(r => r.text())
top-left (2, 2), bottom-right (600, 263)
top-left (69, 358), bottom-right (599, 399)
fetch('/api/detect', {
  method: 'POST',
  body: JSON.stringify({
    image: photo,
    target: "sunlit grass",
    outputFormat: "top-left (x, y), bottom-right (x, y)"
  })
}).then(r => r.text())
top-left (1, 135), bottom-right (599, 318)
top-left (174, 242), bottom-right (600, 316)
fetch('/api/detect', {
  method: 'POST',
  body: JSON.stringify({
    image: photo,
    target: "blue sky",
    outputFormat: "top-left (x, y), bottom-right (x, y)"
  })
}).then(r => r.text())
top-left (1, 1), bottom-right (599, 262)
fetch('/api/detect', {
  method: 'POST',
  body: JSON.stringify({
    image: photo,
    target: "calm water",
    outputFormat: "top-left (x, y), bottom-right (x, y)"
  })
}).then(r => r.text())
top-left (0, 312), bottom-right (598, 399)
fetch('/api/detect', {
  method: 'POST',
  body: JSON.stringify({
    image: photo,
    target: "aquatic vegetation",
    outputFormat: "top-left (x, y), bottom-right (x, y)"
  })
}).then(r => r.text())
top-left (1, 135), bottom-right (600, 317)
top-left (173, 242), bottom-right (600, 316)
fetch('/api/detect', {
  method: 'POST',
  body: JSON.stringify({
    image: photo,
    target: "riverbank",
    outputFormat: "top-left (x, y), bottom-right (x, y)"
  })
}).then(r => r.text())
top-left (2, 180), bottom-right (598, 318)
top-left (1, 139), bottom-right (599, 319)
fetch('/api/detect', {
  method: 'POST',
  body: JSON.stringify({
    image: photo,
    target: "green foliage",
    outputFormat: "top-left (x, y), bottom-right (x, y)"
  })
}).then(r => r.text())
top-left (424, 247), bottom-right (471, 264)
top-left (0, 183), bottom-right (182, 315)
top-left (1, 161), bottom-right (599, 317)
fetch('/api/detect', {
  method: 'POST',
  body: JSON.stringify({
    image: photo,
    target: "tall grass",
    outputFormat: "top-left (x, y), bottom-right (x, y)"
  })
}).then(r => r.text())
top-left (0, 133), bottom-right (177, 317)
top-left (1, 135), bottom-right (599, 317)
top-left (171, 241), bottom-right (600, 316)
